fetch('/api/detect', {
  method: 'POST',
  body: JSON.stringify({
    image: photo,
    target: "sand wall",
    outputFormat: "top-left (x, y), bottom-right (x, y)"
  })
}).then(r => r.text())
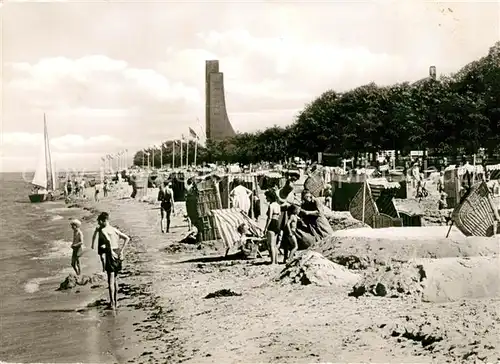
top-left (350, 256), bottom-right (500, 302)
top-left (316, 227), bottom-right (499, 269)
top-left (420, 256), bottom-right (500, 302)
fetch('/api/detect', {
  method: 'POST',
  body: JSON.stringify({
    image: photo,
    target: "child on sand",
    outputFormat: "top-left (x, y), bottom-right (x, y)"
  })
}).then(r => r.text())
top-left (283, 205), bottom-right (300, 263)
top-left (438, 192), bottom-right (448, 210)
top-left (236, 223), bottom-right (262, 259)
top-left (70, 219), bottom-right (84, 276)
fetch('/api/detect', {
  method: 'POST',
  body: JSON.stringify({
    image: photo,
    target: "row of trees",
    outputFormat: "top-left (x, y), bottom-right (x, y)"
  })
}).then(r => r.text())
top-left (134, 42), bottom-right (500, 168)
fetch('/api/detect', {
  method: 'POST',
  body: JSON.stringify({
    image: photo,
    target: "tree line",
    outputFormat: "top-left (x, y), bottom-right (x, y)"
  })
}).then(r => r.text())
top-left (134, 42), bottom-right (500, 168)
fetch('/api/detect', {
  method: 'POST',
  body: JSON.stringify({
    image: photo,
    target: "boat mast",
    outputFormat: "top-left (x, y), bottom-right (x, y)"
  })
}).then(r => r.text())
top-left (44, 114), bottom-right (55, 191)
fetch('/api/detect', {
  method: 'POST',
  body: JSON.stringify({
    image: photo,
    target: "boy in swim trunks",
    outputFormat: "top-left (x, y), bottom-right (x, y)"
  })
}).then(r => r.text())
top-left (92, 212), bottom-right (130, 310)
top-left (70, 219), bottom-right (84, 275)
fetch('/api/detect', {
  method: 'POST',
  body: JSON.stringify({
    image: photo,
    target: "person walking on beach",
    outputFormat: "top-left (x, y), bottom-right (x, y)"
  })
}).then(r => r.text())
top-left (158, 181), bottom-right (175, 233)
top-left (94, 181), bottom-right (101, 202)
top-left (92, 212), bottom-right (130, 310)
top-left (70, 219), bottom-right (84, 276)
top-left (103, 179), bottom-right (109, 198)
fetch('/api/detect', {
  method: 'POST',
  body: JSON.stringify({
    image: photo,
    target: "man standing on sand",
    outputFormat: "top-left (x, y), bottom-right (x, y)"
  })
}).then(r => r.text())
top-left (91, 212), bottom-right (130, 310)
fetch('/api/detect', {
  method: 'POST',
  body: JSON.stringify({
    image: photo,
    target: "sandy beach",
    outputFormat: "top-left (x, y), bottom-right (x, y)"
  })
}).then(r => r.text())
top-left (63, 188), bottom-right (500, 364)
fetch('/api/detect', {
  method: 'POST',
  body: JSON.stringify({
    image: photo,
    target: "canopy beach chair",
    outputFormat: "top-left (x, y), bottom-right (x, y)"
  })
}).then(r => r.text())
top-left (211, 208), bottom-right (264, 257)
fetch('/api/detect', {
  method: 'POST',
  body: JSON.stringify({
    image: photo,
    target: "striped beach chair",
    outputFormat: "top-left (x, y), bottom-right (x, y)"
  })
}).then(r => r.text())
top-left (211, 208), bottom-right (264, 256)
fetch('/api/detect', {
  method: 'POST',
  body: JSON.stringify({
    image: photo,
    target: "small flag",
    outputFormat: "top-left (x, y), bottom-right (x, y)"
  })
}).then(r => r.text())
top-left (101, 157), bottom-right (105, 162)
top-left (189, 127), bottom-right (198, 139)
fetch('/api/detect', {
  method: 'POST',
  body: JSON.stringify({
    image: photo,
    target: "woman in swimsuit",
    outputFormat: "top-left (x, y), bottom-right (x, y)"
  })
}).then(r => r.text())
top-left (264, 189), bottom-right (281, 265)
top-left (92, 212), bottom-right (130, 310)
top-left (158, 181), bottom-right (175, 233)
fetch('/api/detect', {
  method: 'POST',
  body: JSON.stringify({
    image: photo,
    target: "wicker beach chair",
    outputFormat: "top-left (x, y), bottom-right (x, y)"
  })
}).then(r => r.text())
top-left (451, 181), bottom-right (500, 237)
top-left (211, 208), bottom-right (264, 256)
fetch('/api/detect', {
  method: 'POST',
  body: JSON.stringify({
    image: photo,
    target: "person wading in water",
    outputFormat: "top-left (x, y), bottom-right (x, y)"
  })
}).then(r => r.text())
top-left (158, 181), bottom-right (175, 233)
top-left (91, 212), bottom-right (130, 310)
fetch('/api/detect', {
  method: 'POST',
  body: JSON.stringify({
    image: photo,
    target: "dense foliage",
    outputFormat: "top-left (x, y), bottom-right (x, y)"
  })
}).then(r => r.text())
top-left (134, 42), bottom-right (500, 168)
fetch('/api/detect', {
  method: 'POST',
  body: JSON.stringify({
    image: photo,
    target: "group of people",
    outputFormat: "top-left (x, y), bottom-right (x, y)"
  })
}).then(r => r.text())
top-left (69, 212), bottom-right (130, 310)
top-left (64, 178), bottom-right (110, 202)
top-left (237, 173), bottom-right (334, 265)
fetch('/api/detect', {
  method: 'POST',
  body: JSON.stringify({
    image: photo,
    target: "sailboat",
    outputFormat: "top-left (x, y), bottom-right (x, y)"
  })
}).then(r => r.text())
top-left (29, 114), bottom-right (56, 203)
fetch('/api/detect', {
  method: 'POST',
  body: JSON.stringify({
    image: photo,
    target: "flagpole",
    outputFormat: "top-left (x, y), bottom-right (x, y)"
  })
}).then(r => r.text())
top-left (172, 141), bottom-right (175, 169)
top-left (186, 137), bottom-right (189, 167)
top-left (142, 151), bottom-right (145, 168)
top-left (194, 138), bottom-right (198, 167)
top-left (180, 138), bottom-right (184, 169)
top-left (160, 144), bottom-right (163, 170)
top-left (152, 148), bottom-right (155, 170)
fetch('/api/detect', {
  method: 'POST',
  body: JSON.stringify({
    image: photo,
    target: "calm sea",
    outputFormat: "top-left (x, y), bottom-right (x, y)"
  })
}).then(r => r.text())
top-left (0, 173), bottom-right (124, 363)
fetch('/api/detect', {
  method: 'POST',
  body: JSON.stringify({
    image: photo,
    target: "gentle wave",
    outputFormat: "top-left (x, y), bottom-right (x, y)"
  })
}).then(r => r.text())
top-left (45, 207), bottom-right (74, 213)
top-left (49, 215), bottom-right (64, 221)
top-left (23, 276), bottom-right (51, 293)
top-left (31, 239), bottom-right (74, 260)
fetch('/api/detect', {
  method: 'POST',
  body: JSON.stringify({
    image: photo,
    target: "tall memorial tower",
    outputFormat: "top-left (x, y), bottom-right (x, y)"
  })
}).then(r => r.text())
top-left (205, 60), bottom-right (236, 142)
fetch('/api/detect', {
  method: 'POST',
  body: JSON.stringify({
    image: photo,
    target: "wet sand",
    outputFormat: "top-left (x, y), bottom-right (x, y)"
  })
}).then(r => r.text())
top-left (69, 189), bottom-right (500, 364)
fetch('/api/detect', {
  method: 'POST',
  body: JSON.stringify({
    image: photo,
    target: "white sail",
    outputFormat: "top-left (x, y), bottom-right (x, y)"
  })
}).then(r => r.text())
top-left (32, 140), bottom-right (48, 189)
top-left (31, 114), bottom-right (55, 191)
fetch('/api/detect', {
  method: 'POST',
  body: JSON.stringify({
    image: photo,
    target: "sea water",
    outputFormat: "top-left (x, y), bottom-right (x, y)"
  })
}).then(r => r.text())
top-left (0, 173), bottom-right (121, 363)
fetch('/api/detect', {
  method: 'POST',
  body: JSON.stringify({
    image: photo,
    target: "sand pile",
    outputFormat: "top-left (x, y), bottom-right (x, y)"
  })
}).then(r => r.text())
top-left (278, 251), bottom-right (360, 286)
top-left (316, 227), bottom-right (499, 269)
top-left (349, 263), bottom-right (426, 298)
top-left (326, 210), bottom-right (370, 231)
top-left (57, 273), bottom-right (105, 290)
top-left (350, 256), bottom-right (500, 302)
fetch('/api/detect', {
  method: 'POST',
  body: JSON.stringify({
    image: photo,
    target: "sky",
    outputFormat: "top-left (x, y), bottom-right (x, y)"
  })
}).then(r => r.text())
top-left (1, 0), bottom-right (499, 173)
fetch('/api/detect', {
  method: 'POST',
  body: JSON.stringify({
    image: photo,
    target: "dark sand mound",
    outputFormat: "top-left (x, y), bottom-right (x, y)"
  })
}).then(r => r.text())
top-left (278, 251), bottom-right (360, 286)
top-left (326, 210), bottom-right (370, 231)
top-left (394, 198), bottom-right (452, 226)
top-left (349, 263), bottom-right (425, 299)
top-left (350, 256), bottom-right (500, 302)
top-left (316, 227), bottom-right (499, 269)
top-left (58, 273), bottom-right (105, 290)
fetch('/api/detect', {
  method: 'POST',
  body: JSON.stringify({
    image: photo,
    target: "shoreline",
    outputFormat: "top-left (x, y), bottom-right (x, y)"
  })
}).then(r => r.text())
top-left (54, 187), bottom-right (500, 364)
